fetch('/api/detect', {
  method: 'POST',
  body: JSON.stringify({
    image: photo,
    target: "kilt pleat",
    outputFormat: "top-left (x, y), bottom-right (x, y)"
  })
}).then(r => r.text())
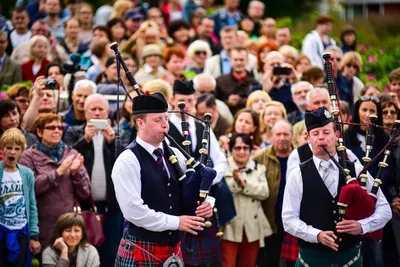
top-left (281, 232), bottom-right (300, 262)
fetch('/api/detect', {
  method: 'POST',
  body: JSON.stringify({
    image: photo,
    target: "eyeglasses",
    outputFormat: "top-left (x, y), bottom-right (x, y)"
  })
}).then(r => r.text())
top-left (195, 51), bottom-right (207, 56)
top-left (330, 57), bottom-right (341, 62)
top-left (233, 146), bottom-right (250, 152)
top-left (383, 110), bottom-right (397, 116)
top-left (44, 125), bottom-right (63, 131)
top-left (360, 95), bottom-right (379, 104)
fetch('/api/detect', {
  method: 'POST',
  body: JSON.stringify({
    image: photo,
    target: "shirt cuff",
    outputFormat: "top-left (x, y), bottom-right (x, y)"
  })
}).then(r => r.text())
top-left (357, 219), bottom-right (369, 234)
top-left (310, 228), bottom-right (322, 243)
top-left (166, 215), bottom-right (180, 231)
top-left (205, 196), bottom-right (216, 208)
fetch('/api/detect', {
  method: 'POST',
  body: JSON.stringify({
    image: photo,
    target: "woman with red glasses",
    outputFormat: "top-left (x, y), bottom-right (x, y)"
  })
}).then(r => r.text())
top-left (381, 100), bottom-right (400, 135)
top-left (19, 113), bottom-right (91, 252)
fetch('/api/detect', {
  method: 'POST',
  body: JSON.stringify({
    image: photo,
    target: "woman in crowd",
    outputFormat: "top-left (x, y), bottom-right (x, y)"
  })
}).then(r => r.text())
top-left (188, 7), bottom-right (207, 38)
top-left (246, 90), bottom-right (272, 114)
top-left (6, 84), bottom-right (31, 117)
top-left (167, 19), bottom-right (191, 65)
top-left (118, 89), bottom-right (140, 147)
top-left (42, 213), bottom-right (100, 267)
top-left (163, 46), bottom-right (195, 80)
top-left (340, 26), bottom-right (357, 54)
top-left (381, 100), bottom-right (400, 135)
top-left (301, 66), bottom-right (325, 87)
top-left (221, 133), bottom-right (271, 267)
top-left (0, 99), bottom-right (37, 148)
top-left (259, 101), bottom-right (287, 148)
top-left (109, 0), bottom-right (132, 20)
top-left (19, 113), bottom-right (91, 250)
top-left (87, 38), bottom-right (114, 81)
top-left (106, 18), bottom-right (127, 46)
top-left (134, 44), bottom-right (166, 85)
top-left (77, 2), bottom-right (94, 45)
top-left (238, 16), bottom-right (257, 40)
top-left (61, 18), bottom-right (89, 56)
top-left (219, 108), bottom-right (262, 157)
top-left (279, 45), bottom-right (299, 66)
top-left (186, 40), bottom-right (212, 74)
top-left (294, 54), bottom-right (311, 76)
top-left (21, 35), bottom-right (51, 82)
top-left (292, 121), bottom-right (308, 148)
top-left (256, 41), bottom-right (278, 82)
top-left (360, 83), bottom-right (381, 97)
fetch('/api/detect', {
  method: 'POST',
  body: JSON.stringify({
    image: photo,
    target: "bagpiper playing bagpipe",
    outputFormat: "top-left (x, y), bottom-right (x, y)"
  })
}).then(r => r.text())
top-left (281, 53), bottom-right (393, 267)
top-left (109, 42), bottom-right (218, 267)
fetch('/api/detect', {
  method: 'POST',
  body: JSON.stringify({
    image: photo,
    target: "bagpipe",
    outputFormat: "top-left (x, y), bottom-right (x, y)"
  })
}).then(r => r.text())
top-left (322, 53), bottom-right (400, 241)
top-left (108, 42), bottom-right (217, 225)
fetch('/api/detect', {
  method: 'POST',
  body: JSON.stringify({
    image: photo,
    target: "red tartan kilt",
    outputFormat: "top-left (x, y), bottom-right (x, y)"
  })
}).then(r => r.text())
top-left (280, 232), bottom-right (299, 262)
top-left (115, 234), bottom-right (182, 267)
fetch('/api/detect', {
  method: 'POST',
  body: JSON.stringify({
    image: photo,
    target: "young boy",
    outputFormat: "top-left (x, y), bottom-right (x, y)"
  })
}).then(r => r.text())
top-left (0, 128), bottom-right (40, 266)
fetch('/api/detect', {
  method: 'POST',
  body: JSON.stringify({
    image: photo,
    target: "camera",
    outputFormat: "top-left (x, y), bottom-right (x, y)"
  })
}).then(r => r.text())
top-left (45, 78), bottom-right (58, 90)
top-left (273, 66), bottom-right (292, 76)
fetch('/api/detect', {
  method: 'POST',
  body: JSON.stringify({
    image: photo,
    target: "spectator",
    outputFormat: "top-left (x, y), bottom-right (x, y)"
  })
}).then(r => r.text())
top-left (0, 128), bottom-right (41, 264)
top-left (247, 0), bottom-right (265, 36)
top-left (146, 7), bottom-right (168, 41)
top-left (246, 39), bottom-right (259, 57)
top-left (204, 26), bottom-right (258, 79)
top-left (77, 3), bottom-right (94, 45)
top-left (161, 0), bottom-right (183, 25)
top-left (340, 26), bottom-right (357, 54)
top-left (63, 94), bottom-right (123, 266)
top-left (109, 0), bottom-right (133, 21)
top-left (117, 89), bottom-right (140, 146)
top-left (19, 113), bottom-right (91, 250)
top-left (215, 47), bottom-right (261, 115)
top-left (301, 15), bottom-right (336, 69)
top-left (236, 30), bottom-right (250, 47)
top-left (163, 47), bottom-right (192, 80)
top-left (279, 45), bottom-right (299, 66)
top-left (182, 0), bottom-right (199, 25)
top-left (381, 101), bottom-right (400, 135)
top-left (259, 18), bottom-right (276, 43)
top-left (124, 8), bottom-right (144, 37)
top-left (294, 54), bottom-right (311, 76)
top-left (221, 133), bottom-right (270, 267)
top-left (259, 101), bottom-right (287, 148)
top-left (86, 38), bottom-right (113, 81)
top-left (212, 0), bottom-right (241, 37)
top-left (388, 68), bottom-right (400, 108)
top-left (256, 41), bottom-right (278, 77)
top-left (6, 84), bottom-right (30, 116)
top-left (21, 35), bottom-right (51, 82)
top-left (253, 120), bottom-right (294, 267)
top-left (276, 26), bottom-right (292, 47)
top-left (142, 79), bottom-right (172, 101)
top-left (167, 19), bottom-right (191, 64)
top-left (336, 51), bottom-right (364, 111)
top-left (134, 44), bottom-right (166, 85)
top-left (292, 119), bottom-right (307, 148)
top-left (6, 7), bottom-right (32, 55)
top-left (106, 18), bottom-right (127, 46)
top-left (186, 40), bottom-right (212, 74)
top-left (196, 93), bottom-right (231, 139)
top-left (0, 30), bottom-right (22, 86)
top-left (60, 18), bottom-right (89, 56)
top-left (238, 16), bottom-right (257, 39)
top-left (188, 7), bottom-right (207, 38)
top-left (246, 90), bottom-right (272, 114)
top-left (42, 0), bottom-right (65, 43)
top-left (42, 213), bottom-right (100, 267)
top-left (361, 83), bottom-right (381, 97)
top-left (93, 1), bottom-right (114, 26)
top-left (301, 66), bottom-right (325, 87)
top-left (191, 16), bottom-right (221, 55)
top-left (324, 46), bottom-right (343, 79)
top-left (339, 100), bottom-right (350, 123)
top-left (288, 81), bottom-right (313, 125)
top-left (63, 79), bottom-right (97, 127)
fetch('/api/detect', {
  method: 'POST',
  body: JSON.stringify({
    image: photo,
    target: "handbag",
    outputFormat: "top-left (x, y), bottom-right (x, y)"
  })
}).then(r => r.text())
top-left (73, 196), bottom-right (106, 247)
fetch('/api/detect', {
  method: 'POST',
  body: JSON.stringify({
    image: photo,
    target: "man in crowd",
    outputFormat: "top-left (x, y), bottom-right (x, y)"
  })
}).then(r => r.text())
top-left (124, 8), bottom-right (144, 37)
top-left (42, 0), bottom-right (66, 43)
top-left (276, 26), bottom-right (292, 47)
top-left (260, 18), bottom-right (276, 42)
top-left (324, 46), bottom-right (343, 79)
top-left (247, 0), bottom-right (265, 36)
top-left (253, 120), bottom-right (294, 267)
top-left (215, 47), bottom-right (261, 114)
top-left (212, 0), bottom-right (241, 38)
top-left (0, 30), bottom-right (22, 86)
top-left (282, 107), bottom-right (391, 266)
top-left (302, 15), bottom-right (336, 69)
top-left (191, 16), bottom-right (221, 55)
top-left (196, 93), bottom-right (231, 139)
top-left (204, 26), bottom-right (257, 79)
top-left (287, 81), bottom-right (313, 125)
top-left (6, 7), bottom-right (31, 55)
top-left (64, 94), bottom-right (125, 267)
top-left (63, 79), bottom-right (97, 127)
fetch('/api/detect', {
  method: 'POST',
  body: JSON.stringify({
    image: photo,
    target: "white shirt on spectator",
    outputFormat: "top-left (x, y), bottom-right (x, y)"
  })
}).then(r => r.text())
top-left (10, 30), bottom-right (32, 49)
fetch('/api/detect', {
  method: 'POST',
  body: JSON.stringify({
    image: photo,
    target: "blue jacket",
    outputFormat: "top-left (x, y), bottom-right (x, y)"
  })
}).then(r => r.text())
top-left (0, 162), bottom-right (39, 237)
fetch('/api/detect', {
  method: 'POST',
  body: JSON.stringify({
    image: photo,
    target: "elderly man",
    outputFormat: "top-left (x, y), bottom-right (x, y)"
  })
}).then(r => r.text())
top-left (0, 30), bottom-right (22, 86)
top-left (324, 46), bottom-right (343, 79)
top-left (282, 107), bottom-right (391, 266)
top-left (253, 120), bottom-right (294, 267)
top-left (63, 79), bottom-right (97, 127)
top-left (64, 94), bottom-right (125, 267)
top-left (287, 81), bottom-right (313, 125)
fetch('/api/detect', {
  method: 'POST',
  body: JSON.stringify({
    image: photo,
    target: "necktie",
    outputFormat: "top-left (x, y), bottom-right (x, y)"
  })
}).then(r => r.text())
top-left (153, 148), bottom-right (168, 176)
top-left (320, 160), bottom-right (336, 197)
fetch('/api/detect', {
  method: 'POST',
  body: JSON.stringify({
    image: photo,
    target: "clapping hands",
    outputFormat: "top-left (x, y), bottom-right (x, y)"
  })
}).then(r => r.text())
top-left (56, 153), bottom-right (84, 176)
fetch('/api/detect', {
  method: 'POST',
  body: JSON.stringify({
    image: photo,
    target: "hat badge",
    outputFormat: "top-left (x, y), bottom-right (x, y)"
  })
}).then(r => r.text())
top-left (324, 109), bottom-right (332, 119)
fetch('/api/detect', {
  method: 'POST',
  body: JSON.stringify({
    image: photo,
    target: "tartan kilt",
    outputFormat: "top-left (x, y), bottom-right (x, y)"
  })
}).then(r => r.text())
top-left (281, 232), bottom-right (299, 262)
top-left (114, 234), bottom-right (182, 267)
top-left (181, 221), bottom-right (221, 265)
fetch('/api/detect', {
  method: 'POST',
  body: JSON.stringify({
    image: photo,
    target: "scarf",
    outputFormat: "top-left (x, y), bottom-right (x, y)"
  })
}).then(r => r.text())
top-left (36, 141), bottom-right (65, 162)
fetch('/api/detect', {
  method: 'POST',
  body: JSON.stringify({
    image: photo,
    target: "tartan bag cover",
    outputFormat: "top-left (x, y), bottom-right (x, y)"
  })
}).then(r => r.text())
top-left (115, 234), bottom-right (182, 267)
top-left (280, 232), bottom-right (299, 262)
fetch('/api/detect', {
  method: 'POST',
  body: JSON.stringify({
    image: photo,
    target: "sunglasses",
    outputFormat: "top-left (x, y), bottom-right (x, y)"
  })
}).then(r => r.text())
top-left (233, 146), bottom-right (250, 152)
top-left (195, 51), bottom-right (207, 56)
top-left (383, 110), bottom-right (397, 116)
top-left (44, 125), bottom-right (63, 131)
top-left (360, 95), bottom-right (379, 104)
top-left (346, 64), bottom-right (359, 70)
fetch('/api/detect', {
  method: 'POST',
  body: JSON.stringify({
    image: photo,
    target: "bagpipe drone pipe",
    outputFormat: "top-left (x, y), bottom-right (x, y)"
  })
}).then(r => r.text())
top-left (323, 53), bottom-right (400, 241)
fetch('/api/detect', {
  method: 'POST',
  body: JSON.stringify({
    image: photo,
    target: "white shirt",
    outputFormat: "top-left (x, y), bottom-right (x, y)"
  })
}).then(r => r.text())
top-left (169, 114), bottom-right (227, 185)
top-left (10, 30), bottom-right (32, 48)
top-left (286, 143), bottom-right (361, 181)
top-left (91, 133), bottom-right (107, 201)
top-left (282, 154), bottom-right (392, 244)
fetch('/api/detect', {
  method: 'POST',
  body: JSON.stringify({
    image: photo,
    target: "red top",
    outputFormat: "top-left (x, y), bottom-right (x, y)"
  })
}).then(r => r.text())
top-left (21, 59), bottom-right (51, 82)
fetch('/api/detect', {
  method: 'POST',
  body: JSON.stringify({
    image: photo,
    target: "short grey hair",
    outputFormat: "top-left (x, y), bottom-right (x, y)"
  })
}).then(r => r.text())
top-left (271, 119), bottom-right (293, 134)
top-left (324, 46), bottom-right (344, 58)
top-left (305, 87), bottom-right (330, 106)
top-left (84, 93), bottom-right (109, 110)
top-left (193, 73), bottom-right (216, 91)
top-left (291, 81), bottom-right (313, 95)
top-left (264, 51), bottom-right (284, 65)
top-left (73, 79), bottom-right (97, 94)
top-left (248, 0), bottom-right (265, 9)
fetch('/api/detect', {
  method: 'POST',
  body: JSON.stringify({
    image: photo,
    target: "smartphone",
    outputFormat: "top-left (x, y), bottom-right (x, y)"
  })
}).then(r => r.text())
top-left (273, 66), bottom-right (292, 76)
top-left (90, 119), bottom-right (108, 130)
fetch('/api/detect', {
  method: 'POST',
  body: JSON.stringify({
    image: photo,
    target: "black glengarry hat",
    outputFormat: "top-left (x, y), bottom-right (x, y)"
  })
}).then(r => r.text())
top-left (132, 92), bottom-right (168, 115)
top-left (305, 107), bottom-right (334, 132)
top-left (173, 80), bottom-right (195, 95)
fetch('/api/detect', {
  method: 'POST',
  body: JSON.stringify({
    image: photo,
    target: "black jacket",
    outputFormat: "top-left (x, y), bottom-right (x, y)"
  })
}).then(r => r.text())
top-left (63, 123), bottom-right (121, 211)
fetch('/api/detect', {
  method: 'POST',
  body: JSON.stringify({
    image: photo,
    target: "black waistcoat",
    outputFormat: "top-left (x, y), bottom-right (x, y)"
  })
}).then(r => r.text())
top-left (297, 143), bottom-right (313, 163)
